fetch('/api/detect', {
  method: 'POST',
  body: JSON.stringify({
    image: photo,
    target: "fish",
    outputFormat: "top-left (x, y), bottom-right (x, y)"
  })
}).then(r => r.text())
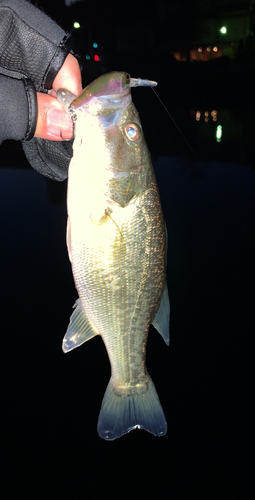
top-left (57, 72), bottom-right (170, 440)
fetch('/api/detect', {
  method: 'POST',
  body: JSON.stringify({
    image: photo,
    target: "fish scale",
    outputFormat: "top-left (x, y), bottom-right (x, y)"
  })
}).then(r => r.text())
top-left (57, 72), bottom-right (170, 440)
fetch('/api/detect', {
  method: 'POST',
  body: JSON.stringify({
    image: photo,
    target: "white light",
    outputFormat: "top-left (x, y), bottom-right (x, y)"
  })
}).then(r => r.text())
top-left (213, 46), bottom-right (218, 52)
top-left (196, 111), bottom-right (201, 121)
top-left (220, 26), bottom-right (227, 34)
top-left (216, 125), bottom-right (222, 142)
top-left (73, 22), bottom-right (80, 29)
top-left (198, 47), bottom-right (202, 53)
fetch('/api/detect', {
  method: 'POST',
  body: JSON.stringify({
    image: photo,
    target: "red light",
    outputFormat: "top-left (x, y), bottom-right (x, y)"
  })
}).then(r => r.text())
top-left (94, 54), bottom-right (99, 62)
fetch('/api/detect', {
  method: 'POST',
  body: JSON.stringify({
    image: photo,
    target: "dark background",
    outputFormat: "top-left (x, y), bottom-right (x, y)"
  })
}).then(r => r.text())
top-left (0, 1), bottom-right (254, 498)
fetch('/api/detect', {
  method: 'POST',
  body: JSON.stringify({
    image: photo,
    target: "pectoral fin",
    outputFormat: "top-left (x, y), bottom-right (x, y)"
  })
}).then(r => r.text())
top-left (152, 284), bottom-right (170, 346)
top-left (63, 299), bottom-right (98, 353)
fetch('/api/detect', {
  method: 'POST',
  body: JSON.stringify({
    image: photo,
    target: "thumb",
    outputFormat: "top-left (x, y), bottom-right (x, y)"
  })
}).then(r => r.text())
top-left (52, 53), bottom-right (82, 96)
top-left (34, 92), bottom-right (73, 141)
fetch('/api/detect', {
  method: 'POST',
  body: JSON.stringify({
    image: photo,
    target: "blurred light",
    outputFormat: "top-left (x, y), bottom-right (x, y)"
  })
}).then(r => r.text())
top-left (204, 111), bottom-right (209, 123)
top-left (220, 26), bottom-right (227, 34)
top-left (206, 47), bottom-right (211, 52)
top-left (216, 125), bottom-right (222, 142)
top-left (93, 42), bottom-right (98, 48)
top-left (196, 111), bottom-right (201, 121)
top-left (94, 54), bottom-right (99, 62)
top-left (73, 22), bottom-right (80, 29)
top-left (198, 47), bottom-right (202, 53)
top-left (86, 54), bottom-right (90, 60)
top-left (213, 46), bottom-right (218, 52)
top-left (211, 110), bottom-right (217, 122)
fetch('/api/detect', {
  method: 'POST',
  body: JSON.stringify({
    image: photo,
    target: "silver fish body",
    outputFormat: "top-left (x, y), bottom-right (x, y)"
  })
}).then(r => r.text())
top-left (57, 72), bottom-right (170, 440)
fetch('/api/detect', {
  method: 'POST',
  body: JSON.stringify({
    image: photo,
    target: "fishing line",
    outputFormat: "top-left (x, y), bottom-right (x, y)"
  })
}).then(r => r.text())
top-left (151, 87), bottom-right (201, 162)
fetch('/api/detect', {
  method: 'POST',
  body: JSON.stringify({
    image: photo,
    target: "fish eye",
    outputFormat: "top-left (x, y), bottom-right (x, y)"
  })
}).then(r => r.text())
top-left (125, 73), bottom-right (130, 82)
top-left (125, 123), bottom-right (141, 141)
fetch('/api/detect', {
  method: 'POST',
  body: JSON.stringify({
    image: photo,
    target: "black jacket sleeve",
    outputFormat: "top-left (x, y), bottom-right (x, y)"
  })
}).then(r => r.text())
top-left (0, 0), bottom-right (75, 180)
top-left (0, 74), bottom-right (35, 142)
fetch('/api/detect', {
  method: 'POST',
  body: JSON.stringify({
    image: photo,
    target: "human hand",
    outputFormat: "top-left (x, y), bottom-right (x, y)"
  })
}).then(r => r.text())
top-left (34, 54), bottom-right (82, 141)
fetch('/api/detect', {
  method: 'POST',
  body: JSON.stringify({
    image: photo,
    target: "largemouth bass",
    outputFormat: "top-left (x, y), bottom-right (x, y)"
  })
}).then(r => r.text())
top-left (57, 72), bottom-right (170, 440)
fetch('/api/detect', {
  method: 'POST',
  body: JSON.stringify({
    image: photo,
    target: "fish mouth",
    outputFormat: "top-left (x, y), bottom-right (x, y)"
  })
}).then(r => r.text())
top-left (68, 75), bottom-right (158, 113)
top-left (63, 74), bottom-right (158, 120)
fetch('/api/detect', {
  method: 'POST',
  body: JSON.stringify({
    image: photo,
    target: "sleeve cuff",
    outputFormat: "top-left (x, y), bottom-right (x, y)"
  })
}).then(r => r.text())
top-left (43, 34), bottom-right (75, 90)
top-left (22, 78), bottom-right (38, 141)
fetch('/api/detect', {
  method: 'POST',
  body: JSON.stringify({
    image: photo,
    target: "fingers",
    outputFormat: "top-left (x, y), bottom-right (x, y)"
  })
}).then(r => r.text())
top-left (34, 92), bottom-right (73, 141)
top-left (35, 54), bottom-right (83, 140)
top-left (52, 53), bottom-right (82, 96)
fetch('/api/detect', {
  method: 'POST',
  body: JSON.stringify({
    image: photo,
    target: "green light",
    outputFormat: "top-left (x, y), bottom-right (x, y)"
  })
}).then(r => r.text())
top-left (73, 22), bottom-right (80, 29)
top-left (93, 42), bottom-right (98, 48)
top-left (86, 54), bottom-right (90, 60)
top-left (216, 125), bottom-right (222, 142)
top-left (220, 26), bottom-right (227, 34)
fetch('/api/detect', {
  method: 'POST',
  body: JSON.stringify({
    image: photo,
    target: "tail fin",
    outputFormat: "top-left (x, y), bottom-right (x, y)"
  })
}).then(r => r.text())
top-left (97, 375), bottom-right (167, 440)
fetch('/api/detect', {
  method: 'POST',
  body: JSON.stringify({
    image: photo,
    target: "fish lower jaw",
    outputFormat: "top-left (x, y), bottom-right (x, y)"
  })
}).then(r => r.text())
top-left (112, 376), bottom-right (149, 396)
